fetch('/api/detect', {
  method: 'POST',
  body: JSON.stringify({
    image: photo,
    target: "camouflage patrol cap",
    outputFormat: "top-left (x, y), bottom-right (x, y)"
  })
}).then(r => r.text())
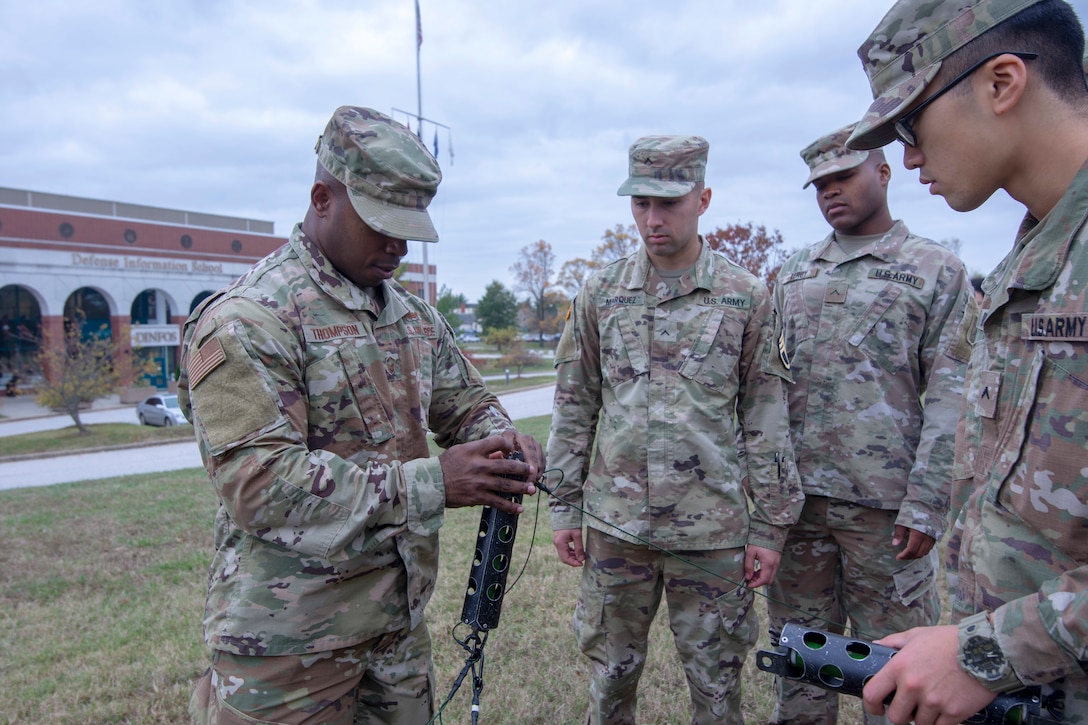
top-left (801, 123), bottom-right (871, 189)
top-left (847, 0), bottom-right (1044, 150)
top-left (315, 106), bottom-right (442, 242)
top-left (617, 135), bottom-right (709, 197)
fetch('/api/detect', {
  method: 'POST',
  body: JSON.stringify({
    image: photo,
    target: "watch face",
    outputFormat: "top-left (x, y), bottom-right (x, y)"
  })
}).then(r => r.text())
top-left (964, 634), bottom-right (1007, 681)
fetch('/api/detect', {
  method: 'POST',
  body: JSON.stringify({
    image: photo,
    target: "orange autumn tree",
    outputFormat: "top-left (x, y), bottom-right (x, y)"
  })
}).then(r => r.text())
top-left (704, 222), bottom-right (788, 287)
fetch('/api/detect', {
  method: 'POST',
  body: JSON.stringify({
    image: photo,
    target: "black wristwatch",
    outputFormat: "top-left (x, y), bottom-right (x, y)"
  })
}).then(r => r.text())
top-left (957, 610), bottom-right (1023, 692)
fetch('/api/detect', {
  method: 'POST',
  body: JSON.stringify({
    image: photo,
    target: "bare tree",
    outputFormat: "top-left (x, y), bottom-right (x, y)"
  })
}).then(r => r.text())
top-left (511, 239), bottom-right (555, 344)
top-left (939, 237), bottom-right (964, 256)
top-left (593, 223), bottom-right (640, 265)
top-left (557, 257), bottom-right (595, 300)
top-left (557, 224), bottom-right (641, 300)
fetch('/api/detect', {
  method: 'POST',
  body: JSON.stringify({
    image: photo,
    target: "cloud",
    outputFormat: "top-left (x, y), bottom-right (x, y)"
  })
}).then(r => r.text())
top-left (2, 0), bottom-right (1085, 301)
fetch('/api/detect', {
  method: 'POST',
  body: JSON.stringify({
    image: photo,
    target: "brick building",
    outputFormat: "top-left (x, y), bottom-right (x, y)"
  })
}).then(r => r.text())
top-left (0, 186), bottom-right (437, 392)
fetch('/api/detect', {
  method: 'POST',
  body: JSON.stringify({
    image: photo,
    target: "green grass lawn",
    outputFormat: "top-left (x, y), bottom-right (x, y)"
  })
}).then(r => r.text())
top-left (0, 413), bottom-right (866, 724)
top-left (0, 422), bottom-right (196, 458)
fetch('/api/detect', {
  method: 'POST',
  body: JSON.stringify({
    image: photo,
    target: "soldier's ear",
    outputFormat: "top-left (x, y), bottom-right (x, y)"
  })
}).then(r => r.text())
top-left (697, 187), bottom-right (712, 215)
top-left (877, 161), bottom-right (892, 188)
top-left (310, 181), bottom-right (334, 216)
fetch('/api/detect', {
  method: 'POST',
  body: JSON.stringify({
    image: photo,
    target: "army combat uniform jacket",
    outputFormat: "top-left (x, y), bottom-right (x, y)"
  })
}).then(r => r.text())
top-left (548, 240), bottom-right (801, 552)
top-left (178, 225), bottom-right (512, 656)
top-left (773, 221), bottom-right (971, 540)
top-left (949, 163), bottom-right (1088, 713)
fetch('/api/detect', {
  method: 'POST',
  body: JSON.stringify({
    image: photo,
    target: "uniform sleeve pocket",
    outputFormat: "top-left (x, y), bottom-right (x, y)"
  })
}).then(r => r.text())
top-left (192, 325), bottom-right (285, 457)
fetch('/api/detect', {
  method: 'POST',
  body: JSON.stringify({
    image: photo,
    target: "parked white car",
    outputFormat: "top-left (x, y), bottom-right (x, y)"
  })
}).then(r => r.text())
top-left (136, 393), bottom-right (188, 426)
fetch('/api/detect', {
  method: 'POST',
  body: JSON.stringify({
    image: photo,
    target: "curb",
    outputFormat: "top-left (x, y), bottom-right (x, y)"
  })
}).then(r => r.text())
top-left (0, 435), bottom-right (196, 464)
top-left (0, 404), bottom-right (133, 424)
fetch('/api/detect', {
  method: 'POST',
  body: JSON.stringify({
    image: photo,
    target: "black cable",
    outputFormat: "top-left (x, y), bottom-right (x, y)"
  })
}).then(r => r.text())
top-left (430, 629), bottom-right (487, 725)
top-left (497, 472), bottom-right (542, 599)
top-left (437, 462), bottom-right (864, 723)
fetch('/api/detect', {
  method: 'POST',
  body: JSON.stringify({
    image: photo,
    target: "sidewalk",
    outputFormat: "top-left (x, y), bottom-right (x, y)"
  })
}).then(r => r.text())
top-left (0, 392), bottom-right (127, 421)
top-left (0, 384), bottom-right (556, 489)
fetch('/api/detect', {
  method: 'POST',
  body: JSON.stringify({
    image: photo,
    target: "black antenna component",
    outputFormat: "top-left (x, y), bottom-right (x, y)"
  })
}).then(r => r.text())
top-left (757, 623), bottom-right (1060, 725)
top-left (460, 450), bottom-right (525, 631)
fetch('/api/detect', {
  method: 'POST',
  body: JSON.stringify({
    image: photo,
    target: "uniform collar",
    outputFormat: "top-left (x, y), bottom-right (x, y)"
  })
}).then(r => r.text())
top-left (991, 160), bottom-right (1088, 298)
top-left (813, 220), bottom-right (910, 264)
top-left (289, 224), bottom-right (383, 316)
top-left (623, 235), bottom-right (717, 293)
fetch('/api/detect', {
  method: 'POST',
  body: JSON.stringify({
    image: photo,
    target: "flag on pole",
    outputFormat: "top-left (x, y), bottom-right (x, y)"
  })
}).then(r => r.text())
top-left (433, 128), bottom-right (439, 158)
top-left (415, 0), bottom-right (422, 47)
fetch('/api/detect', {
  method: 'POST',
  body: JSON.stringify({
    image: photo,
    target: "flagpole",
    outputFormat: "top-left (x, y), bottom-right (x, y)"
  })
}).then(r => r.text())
top-left (414, 0), bottom-right (432, 304)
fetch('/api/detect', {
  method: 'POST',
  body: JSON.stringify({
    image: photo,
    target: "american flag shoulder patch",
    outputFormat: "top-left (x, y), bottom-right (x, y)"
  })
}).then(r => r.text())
top-left (188, 337), bottom-right (227, 388)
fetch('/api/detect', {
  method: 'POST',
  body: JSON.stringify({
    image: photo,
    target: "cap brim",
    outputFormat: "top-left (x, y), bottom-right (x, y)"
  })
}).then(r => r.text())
top-left (347, 189), bottom-right (439, 243)
top-left (846, 62), bottom-right (941, 151)
top-left (616, 179), bottom-right (695, 197)
top-left (802, 153), bottom-right (869, 189)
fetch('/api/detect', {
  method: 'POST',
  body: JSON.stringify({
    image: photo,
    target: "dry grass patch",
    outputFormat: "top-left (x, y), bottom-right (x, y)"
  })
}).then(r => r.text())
top-left (2, 439), bottom-right (870, 724)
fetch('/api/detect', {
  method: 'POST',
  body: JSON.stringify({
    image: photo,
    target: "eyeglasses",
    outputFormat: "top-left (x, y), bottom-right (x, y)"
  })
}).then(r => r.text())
top-left (894, 51), bottom-right (1038, 147)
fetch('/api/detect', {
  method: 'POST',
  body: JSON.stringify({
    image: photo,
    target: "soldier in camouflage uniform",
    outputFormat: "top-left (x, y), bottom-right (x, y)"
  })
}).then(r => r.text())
top-left (547, 135), bottom-right (802, 725)
top-left (846, 1), bottom-right (1088, 722)
top-left (766, 124), bottom-right (973, 725)
top-left (179, 106), bottom-right (544, 725)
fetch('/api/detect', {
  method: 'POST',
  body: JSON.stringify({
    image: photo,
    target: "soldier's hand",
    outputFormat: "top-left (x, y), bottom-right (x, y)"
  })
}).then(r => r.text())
top-left (864, 625), bottom-right (996, 724)
top-left (893, 526), bottom-right (935, 560)
top-left (744, 544), bottom-right (781, 587)
top-left (510, 430), bottom-right (546, 477)
top-left (439, 434), bottom-right (537, 514)
top-left (553, 528), bottom-right (585, 567)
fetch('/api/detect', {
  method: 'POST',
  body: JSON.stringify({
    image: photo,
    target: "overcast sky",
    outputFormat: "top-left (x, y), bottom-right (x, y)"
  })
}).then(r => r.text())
top-left (4, 0), bottom-right (1087, 303)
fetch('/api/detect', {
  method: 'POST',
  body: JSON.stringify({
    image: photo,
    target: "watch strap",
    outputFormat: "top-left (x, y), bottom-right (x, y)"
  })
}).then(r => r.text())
top-left (957, 610), bottom-right (1024, 693)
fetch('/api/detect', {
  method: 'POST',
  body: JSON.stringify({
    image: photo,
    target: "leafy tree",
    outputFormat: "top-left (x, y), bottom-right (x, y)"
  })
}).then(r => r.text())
top-left (27, 309), bottom-right (149, 434)
top-left (476, 281), bottom-right (519, 334)
top-left (501, 339), bottom-right (539, 378)
top-left (704, 222), bottom-right (787, 286)
top-left (484, 326), bottom-right (519, 354)
top-left (435, 285), bottom-right (467, 331)
top-left (541, 290), bottom-right (569, 338)
top-left (517, 290), bottom-right (568, 339)
top-left (511, 240), bottom-right (556, 344)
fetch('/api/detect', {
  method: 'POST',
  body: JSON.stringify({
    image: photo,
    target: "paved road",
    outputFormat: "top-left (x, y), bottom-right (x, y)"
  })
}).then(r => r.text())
top-left (0, 384), bottom-right (556, 491)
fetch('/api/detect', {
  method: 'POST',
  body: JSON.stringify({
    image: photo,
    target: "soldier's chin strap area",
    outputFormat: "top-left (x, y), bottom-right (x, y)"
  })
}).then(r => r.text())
top-left (431, 451), bottom-right (535, 725)
top-left (757, 623), bottom-right (1064, 725)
